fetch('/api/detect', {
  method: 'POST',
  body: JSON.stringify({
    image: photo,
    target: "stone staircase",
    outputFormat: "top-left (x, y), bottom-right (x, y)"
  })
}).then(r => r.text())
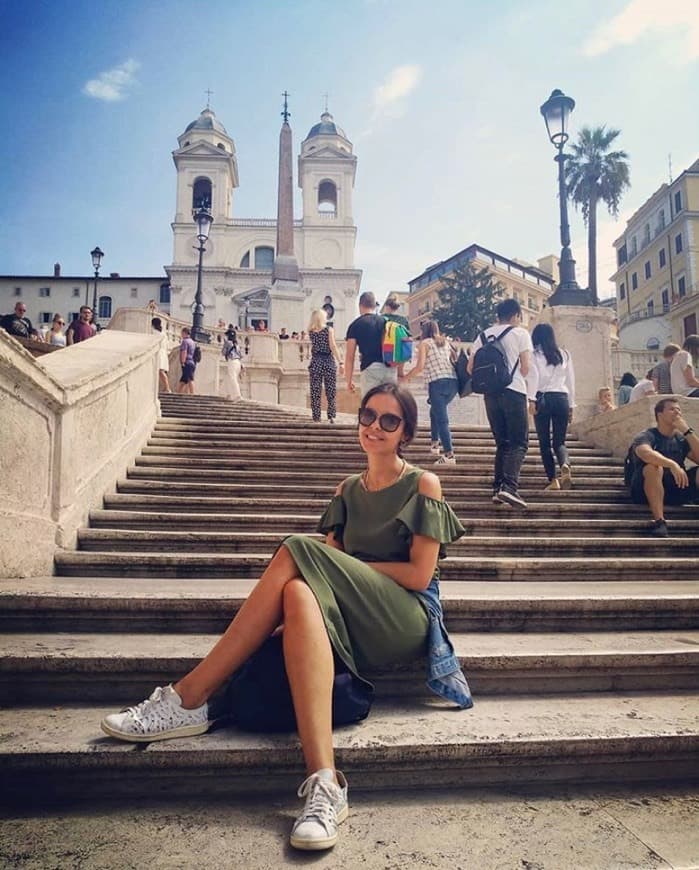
top-left (1, 393), bottom-right (698, 803)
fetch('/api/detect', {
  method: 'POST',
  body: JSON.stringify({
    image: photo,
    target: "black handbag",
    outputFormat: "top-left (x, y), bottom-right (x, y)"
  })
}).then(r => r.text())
top-left (535, 391), bottom-right (547, 414)
top-left (222, 634), bottom-right (373, 733)
top-left (453, 348), bottom-right (472, 397)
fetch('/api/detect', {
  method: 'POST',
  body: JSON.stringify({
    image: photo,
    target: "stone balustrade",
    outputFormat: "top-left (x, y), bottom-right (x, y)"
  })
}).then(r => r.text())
top-left (0, 329), bottom-right (161, 577)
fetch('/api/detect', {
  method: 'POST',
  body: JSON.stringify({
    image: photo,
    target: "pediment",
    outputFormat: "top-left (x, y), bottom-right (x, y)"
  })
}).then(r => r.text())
top-left (174, 141), bottom-right (235, 159)
top-left (302, 146), bottom-right (353, 160)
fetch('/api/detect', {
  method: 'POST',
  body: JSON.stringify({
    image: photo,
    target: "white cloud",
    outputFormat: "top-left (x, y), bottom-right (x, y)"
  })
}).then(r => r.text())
top-left (582, 0), bottom-right (699, 63)
top-left (83, 59), bottom-right (140, 102)
top-left (373, 64), bottom-right (422, 111)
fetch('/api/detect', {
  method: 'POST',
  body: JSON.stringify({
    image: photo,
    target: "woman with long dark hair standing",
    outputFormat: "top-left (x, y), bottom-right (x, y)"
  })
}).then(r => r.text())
top-left (527, 323), bottom-right (576, 491)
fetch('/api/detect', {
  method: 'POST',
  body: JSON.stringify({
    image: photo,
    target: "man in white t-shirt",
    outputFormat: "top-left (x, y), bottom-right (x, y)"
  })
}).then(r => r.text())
top-left (670, 336), bottom-right (699, 398)
top-left (629, 369), bottom-right (656, 403)
top-left (468, 298), bottom-right (533, 508)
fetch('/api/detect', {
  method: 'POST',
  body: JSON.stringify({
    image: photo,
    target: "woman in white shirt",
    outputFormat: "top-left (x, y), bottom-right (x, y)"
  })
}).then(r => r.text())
top-left (43, 313), bottom-right (67, 347)
top-left (404, 321), bottom-right (459, 464)
top-left (527, 323), bottom-right (576, 491)
top-left (670, 335), bottom-right (699, 397)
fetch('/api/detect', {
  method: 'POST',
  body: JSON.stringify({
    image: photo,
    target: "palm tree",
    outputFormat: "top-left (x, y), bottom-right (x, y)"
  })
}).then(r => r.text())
top-left (565, 126), bottom-right (630, 305)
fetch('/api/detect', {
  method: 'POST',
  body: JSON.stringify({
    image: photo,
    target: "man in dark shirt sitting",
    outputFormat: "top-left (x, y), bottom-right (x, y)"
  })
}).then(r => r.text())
top-left (66, 306), bottom-right (96, 345)
top-left (628, 397), bottom-right (699, 537)
top-left (1, 302), bottom-right (39, 340)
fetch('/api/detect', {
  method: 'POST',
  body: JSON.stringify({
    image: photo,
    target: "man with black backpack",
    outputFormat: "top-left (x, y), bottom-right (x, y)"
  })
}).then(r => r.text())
top-left (467, 298), bottom-right (533, 508)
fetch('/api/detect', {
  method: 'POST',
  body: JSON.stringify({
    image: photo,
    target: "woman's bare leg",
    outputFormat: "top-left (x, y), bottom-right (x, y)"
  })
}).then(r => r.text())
top-left (282, 580), bottom-right (335, 776)
top-left (175, 543), bottom-right (301, 707)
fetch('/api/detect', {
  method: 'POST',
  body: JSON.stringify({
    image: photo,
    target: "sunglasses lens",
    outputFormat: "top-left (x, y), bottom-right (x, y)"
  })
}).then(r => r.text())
top-left (380, 413), bottom-right (402, 432)
top-left (358, 407), bottom-right (376, 427)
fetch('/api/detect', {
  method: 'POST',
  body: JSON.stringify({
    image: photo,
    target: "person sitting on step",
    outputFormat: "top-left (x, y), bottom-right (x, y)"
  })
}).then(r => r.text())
top-left (627, 397), bottom-right (699, 537)
top-left (100, 383), bottom-right (472, 853)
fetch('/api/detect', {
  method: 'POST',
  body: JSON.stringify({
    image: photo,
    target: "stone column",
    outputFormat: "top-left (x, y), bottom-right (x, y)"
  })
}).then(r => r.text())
top-left (536, 304), bottom-right (616, 421)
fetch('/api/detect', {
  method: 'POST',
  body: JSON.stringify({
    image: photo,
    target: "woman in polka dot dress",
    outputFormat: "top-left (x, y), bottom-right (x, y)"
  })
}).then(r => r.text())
top-left (308, 309), bottom-right (344, 423)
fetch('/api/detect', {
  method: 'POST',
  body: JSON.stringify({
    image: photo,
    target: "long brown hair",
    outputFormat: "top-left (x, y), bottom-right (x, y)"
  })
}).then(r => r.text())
top-left (420, 320), bottom-right (446, 347)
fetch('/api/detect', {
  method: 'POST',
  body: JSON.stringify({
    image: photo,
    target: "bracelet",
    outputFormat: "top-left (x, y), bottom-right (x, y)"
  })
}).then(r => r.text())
top-left (683, 427), bottom-right (695, 437)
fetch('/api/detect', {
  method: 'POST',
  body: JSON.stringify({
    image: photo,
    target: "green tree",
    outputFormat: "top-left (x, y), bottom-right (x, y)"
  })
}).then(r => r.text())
top-left (432, 260), bottom-right (501, 342)
top-left (565, 125), bottom-right (630, 305)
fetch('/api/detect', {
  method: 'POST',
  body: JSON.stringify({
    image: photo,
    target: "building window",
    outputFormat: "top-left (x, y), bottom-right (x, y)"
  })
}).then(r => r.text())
top-left (317, 179), bottom-right (337, 214)
top-left (658, 208), bottom-right (665, 230)
top-left (659, 248), bottom-right (666, 269)
top-left (675, 233), bottom-right (683, 254)
top-left (619, 282), bottom-right (626, 300)
top-left (254, 246), bottom-right (274, 270)
top-left (39, 287), bottom-right (51, 297)
top-left (159, 283), bottom-right (171, 305)
top-left (678, 276), bottom-right (686, 297)
top-left (643, 223), bottom-right (650, 246)
top-left (631, 272), bottom-right (638, 290)
top-left (630, 237), bottom-right (637, 257)
top-left (14, 287), bottom-right (22, 296)
top-left (647, 299), bottom-right (654, 315)
top-left (130, 288), bottom-right (138, 298)
top-left (239, 251), bottom-right (250, 268)
top-left (98, 295), bottom-right (112, 318)
top-left (72, 287), bottom-right (80, 297)
top-left (644, 261), bottom-right (651, 279)
top-left (661, 288), bottom-right (669, 310)
top-left (617, 245), bottom-right (627, 266)
top-left (192, 177), bottom-right (212, 211)
top-left (674, 190), bottom-right (682, 213)
top-left (40, 312), bottom-right (52, 324)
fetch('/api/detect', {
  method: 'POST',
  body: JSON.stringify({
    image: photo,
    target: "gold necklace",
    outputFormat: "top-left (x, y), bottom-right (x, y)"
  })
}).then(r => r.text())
top-left (362, 459), bottom-right (406, 492)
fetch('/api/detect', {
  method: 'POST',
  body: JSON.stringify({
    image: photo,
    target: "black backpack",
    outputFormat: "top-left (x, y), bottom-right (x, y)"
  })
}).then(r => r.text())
top-left (193, 344), bottom-right (202, 364)
top-left (470, 326), bottom-right (518, 394)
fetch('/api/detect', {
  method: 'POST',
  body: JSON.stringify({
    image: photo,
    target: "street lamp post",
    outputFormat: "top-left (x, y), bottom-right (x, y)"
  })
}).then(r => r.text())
top-left (192, 206), bottom-right (213, 343)
top-left (90, 246), bottom-right (104, 324)
top-left (539, 89), bottom-right (592, 307)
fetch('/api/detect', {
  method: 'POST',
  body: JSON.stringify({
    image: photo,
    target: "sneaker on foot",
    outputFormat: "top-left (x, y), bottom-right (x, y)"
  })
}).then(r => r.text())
top-left (544, 479), bottom-right (561, 492)
top-left (100, 685), bottom-right (210, 743)
top-left (649, 519), bottom-right (669, 538)
top-left (429, 442), bottom-right (442, 455)
top-left (560, 464), bottom-right (573, 489)
top-left (496, 488), bottom-right (528, 510)
top-left (435, 454), bottom-right (456, 465)
top-left (492, 488), bottom-right (503, 504)
top-left (290, 769), bottom-right (348, 851)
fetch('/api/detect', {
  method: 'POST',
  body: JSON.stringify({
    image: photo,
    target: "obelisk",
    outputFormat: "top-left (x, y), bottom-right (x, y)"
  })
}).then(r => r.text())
top-left (272, 92), bottom-right (300, 287)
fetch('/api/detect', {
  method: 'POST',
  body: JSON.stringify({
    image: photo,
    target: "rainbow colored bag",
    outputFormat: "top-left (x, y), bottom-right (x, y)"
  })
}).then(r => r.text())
top-left (382, 320), bottom-right (413, 366)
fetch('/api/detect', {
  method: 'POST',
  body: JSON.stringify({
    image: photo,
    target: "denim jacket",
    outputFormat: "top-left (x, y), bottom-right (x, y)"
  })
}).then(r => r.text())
top-left (417, 576), bottom-right (473, 708)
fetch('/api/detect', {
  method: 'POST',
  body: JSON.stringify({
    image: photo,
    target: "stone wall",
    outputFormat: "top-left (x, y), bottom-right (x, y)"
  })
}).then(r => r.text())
top-left (0, 329), bottom-right (161, 578)
top-left (576, 395), bottom-right (699, 458)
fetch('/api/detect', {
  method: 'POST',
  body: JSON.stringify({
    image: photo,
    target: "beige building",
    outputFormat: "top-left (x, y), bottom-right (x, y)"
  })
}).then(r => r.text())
top-left (0, 265), bottom-right (170, 331)
top-left (407, 243), bottom-right (556, 337)
top-left (611, 157), bottom-right (699, 353)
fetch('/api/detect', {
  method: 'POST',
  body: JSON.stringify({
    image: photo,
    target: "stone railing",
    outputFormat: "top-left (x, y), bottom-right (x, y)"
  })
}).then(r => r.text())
top-left (0, 329), bottom-right (161, 577)
top-left (611, 347), bottom-right (661, 382)
top-left (576, 394), bottom-right (699, 459)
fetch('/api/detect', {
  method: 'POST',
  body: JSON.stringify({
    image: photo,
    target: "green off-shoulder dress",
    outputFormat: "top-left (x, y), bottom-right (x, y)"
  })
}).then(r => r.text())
top-left (282, 467), bottom-right (464, 680)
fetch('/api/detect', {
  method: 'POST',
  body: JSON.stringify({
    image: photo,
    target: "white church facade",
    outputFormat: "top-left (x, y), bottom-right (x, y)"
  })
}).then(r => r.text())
top-left (167, 105), bottom-right (362, 335)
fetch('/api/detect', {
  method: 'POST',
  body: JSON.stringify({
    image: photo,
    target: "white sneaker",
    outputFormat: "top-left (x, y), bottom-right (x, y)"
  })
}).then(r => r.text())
top-left (434, 454), bottom-right (456, 465)
top-left (290, 769), bottom-right (348, 851)
top-left (429, 442), bottom-right (442, 455)
top-left (100, 685), bottom-right (210, 743)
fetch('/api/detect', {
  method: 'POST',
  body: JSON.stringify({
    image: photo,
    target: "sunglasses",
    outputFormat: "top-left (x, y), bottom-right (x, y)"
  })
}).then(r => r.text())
top-left (358, 407), bottom-right (403, 432)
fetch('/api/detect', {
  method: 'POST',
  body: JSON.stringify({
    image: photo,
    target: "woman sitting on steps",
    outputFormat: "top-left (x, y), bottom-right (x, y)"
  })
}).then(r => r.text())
top-left (100, 382), bottom-right (472, 853)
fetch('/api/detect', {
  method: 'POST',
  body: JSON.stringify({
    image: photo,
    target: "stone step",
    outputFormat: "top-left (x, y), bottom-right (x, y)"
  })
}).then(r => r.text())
top-left (104, 489), bottom-right (685, 517)
top-left (134, 454), bottom-right (623, 475)
top-left (2, 693), bottom-right (697, 802)
top-left (125, 466), bottom-right (626, 489)
top-left (54, 551), bottom-right (699, 582)
top-left (142, 443), bottom-right (617, 464)
top-left (4, 578), bottom-right (698, 633)
top-left (3, 630), bottom-right (699, 705)
top-left (76, 529), bottom-right (699, 557)
top-left (88, 508), bottom-right (699, 537)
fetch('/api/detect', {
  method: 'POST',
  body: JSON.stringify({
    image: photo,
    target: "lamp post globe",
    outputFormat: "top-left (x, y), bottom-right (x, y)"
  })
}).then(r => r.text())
top-left (539, 89), bottom-right (592, 306)
top-left (90, 246), bottom-right (104, 324)
top-left (191, 207), bottom-right (213, 343)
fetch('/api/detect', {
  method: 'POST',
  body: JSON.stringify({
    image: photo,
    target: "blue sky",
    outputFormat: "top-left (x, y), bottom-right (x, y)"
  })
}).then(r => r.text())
top-left (1, 0), bottom-right (697, 300)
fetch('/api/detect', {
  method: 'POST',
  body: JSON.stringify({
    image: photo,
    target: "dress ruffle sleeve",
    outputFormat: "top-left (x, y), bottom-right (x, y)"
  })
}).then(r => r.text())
top-left (396, 494), bottom-right (465, 558)
top-left (316, 495), bottom-right (347, 540)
